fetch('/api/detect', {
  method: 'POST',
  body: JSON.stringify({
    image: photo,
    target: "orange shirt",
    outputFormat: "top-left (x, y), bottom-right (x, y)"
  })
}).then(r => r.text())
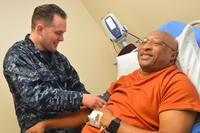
top-left (82, 65), bottom-right (200, 132)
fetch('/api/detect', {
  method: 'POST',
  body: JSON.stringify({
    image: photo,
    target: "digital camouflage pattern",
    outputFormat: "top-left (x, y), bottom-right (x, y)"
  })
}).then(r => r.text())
top-left (3, 34), bottom-right (88, 133)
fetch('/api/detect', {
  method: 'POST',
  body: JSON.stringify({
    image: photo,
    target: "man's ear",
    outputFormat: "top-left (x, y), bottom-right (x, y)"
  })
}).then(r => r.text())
top-left (35, 23), bottom-right (44, 36)
top-left (170, 51), bottom-right (178, 62)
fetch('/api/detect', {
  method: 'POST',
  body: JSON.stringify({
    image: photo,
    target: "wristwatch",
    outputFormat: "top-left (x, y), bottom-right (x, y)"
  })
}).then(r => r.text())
top-left (108, 117), bottom-right (121, 133)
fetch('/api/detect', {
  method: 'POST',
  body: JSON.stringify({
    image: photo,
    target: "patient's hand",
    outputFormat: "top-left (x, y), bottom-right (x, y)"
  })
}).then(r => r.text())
top-left (25, 121), bottom-right (45, 133)
top-left (96, 107), bottom-right (115, 128)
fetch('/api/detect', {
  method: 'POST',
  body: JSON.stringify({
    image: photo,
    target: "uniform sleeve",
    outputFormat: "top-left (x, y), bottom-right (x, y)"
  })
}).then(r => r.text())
top-left (62, 55), bottom-right (89, 94)
top-left (3, 53), bottom-right (83, 113)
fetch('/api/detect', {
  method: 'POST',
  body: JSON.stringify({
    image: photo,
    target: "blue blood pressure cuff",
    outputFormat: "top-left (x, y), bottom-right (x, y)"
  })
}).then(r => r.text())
top-left (99, 92), bottom-right (110, 102)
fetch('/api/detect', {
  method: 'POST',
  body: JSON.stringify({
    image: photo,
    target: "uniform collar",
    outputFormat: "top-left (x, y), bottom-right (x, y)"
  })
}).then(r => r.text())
top-left (24, 34), bottom-right (41, 55)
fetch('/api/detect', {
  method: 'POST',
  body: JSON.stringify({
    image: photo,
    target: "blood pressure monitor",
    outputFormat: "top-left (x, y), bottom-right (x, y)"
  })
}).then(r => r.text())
top-left (102, 13), bottom-right (127, 47)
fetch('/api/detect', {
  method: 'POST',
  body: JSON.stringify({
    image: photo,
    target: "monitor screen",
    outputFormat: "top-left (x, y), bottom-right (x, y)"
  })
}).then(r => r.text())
top-left (105, 16), bottom-right (116, 30)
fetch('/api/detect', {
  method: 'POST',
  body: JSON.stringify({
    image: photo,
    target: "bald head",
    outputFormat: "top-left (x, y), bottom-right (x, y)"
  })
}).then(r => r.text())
top-left (147, 30), bottom-right (178, 51)
top-left (138, 30), bottom-right (179, 76)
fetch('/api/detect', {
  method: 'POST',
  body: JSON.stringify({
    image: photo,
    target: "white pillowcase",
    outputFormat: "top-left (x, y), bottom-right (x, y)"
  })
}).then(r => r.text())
top-left (116, 49), bottom-right (139, 79)
top-left (176, 24), bottom-right (200, 94)
top-left (116, 24), bottom-right (200, 94)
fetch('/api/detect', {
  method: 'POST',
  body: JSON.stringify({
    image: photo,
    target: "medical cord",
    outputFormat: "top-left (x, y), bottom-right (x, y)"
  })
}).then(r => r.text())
top-left (110, 39), bottom-right (120, 54)
top-left (122, 30), bottom-right (142, 41)
top-left (110, 30), bottom-right (141, 54)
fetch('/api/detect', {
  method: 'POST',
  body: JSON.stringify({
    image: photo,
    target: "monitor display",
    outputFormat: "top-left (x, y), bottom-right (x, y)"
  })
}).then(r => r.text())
top-left (105, 16), bottom-right (116, 30)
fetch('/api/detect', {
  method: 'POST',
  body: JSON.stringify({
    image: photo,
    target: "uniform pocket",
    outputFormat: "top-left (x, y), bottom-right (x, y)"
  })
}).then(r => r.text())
top-left (37, 67), bottom-right (56, 81)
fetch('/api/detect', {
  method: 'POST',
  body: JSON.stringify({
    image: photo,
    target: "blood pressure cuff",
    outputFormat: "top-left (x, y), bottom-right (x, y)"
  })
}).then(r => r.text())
top-left (99, 92), bottom-right (110, 102)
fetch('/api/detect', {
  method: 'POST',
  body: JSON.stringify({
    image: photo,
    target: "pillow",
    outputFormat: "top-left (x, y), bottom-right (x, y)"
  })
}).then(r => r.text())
top-left (156, 21), bottom-right (186, 38)
top-left (116, 49), bottom-right (139, 79)
top-left (156, 20), bottom-right (200, 47)
top-left (116, 21), bottom-right (200, 94)
top-left (176, 24), bottom-right (200, 94)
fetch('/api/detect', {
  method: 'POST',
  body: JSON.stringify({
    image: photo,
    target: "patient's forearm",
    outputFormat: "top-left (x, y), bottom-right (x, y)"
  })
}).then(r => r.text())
top-left (41, 107), bottom-right (90, 128)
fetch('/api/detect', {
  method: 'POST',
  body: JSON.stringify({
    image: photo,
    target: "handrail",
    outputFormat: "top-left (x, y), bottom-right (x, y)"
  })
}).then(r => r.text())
top-left (189, 20), bottom-right (200, 26)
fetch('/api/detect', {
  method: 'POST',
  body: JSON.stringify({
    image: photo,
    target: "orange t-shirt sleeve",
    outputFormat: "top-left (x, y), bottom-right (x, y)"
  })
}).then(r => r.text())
top-left (159, 73), bottom-right (200, 113)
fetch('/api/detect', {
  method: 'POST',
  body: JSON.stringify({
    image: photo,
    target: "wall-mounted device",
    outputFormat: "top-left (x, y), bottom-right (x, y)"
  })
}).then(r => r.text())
top-left (102, 12), bottom-right (128, 47)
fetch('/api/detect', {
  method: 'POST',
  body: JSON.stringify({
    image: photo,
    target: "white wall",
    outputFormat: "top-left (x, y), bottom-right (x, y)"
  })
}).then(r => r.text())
top-left (0, 0), bottom-right (116, 132)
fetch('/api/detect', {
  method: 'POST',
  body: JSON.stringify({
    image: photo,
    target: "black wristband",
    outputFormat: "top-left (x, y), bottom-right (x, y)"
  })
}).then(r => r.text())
top-left (108, 118), bottom-right (121, 133)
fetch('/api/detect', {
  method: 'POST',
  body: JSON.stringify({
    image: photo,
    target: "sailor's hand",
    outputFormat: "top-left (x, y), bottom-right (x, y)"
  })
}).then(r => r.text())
top-left (25, 122), bottom-right (45, 133)
top-left (82, 94), bottom-right (106, 109)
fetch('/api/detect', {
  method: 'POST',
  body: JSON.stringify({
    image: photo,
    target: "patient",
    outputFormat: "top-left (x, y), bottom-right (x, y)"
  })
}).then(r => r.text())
top-left (26, 30), bottom-right (200, 133)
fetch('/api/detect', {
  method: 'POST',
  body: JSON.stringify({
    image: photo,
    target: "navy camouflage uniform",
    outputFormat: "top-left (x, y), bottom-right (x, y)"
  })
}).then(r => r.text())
top-left (3, 34), bottom-right (89, 133)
